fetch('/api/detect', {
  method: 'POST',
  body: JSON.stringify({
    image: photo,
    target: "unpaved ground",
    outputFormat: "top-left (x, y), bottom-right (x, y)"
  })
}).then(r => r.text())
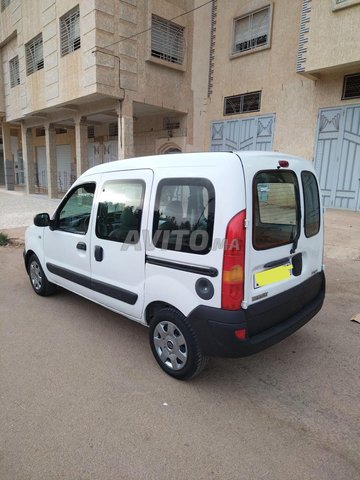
top-left (0, 198), bottom-right (359, 480)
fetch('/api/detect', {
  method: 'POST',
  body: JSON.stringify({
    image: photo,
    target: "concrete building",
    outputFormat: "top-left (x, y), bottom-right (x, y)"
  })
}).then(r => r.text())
top-left (0, 0), bottom-right (209, 197)
top-left (1, 0), bottom-right (360, 211)
top-left (207, 0), bottom-right (360, 211)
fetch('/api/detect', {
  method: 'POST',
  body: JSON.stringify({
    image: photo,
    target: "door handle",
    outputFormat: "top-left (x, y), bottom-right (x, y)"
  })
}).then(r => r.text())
top-left (76, 242), bottom-right (87, 251)
top-left (94, 245), bottom-right (103, 262)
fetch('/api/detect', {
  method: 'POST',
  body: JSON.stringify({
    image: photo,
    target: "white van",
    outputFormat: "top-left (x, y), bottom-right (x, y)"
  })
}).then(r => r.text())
top-left (24, 152), bottom-right (325, 379)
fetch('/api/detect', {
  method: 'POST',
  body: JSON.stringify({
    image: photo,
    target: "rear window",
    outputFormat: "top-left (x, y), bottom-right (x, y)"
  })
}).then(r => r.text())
top-left (253, 170), bottom-right (299, 250)
top-left (302, 171), bottom-right (320, 237)
top-left (152, 178), bottom-right (215, 254)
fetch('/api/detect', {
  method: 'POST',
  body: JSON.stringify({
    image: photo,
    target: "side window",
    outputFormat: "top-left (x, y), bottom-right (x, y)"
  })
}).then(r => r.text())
top-left (302, 171), bottom-right (320, 237)
top-left (253, 171), bottom-right (299, 250)
top-left (152, 178), bottom-right (215, 254)
top-left (96, 180), bottom-right (144, 244)
top-left (57, 183), bottom-right (95, 234)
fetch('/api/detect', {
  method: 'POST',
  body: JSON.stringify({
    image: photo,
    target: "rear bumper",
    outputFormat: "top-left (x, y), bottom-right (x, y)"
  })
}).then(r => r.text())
top-left (187, 271), bottom-right (325, 357)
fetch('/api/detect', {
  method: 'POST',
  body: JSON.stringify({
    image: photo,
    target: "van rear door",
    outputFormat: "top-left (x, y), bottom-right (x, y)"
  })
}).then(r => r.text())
top-left (237, 153), bottom-right (323, 311)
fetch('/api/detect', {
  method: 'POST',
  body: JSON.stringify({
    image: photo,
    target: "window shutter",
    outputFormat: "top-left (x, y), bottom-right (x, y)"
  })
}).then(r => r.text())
top-left (252, 9), bottom-right (269, 38)
top-left (235, 17), bottom-right (251, 45)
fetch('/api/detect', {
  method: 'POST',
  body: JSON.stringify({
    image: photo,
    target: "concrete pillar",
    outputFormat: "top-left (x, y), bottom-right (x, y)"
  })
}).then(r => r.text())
top-left (117, 98), bottom-right (134, 160)
top-left (44, 123), bottom-right (58, 198)
top-left (74, 115), bottom-right (88, 177)
top-left (21, 123), bottom-right (36, 194)
top-left (1, 121), bottom-right (15, 190)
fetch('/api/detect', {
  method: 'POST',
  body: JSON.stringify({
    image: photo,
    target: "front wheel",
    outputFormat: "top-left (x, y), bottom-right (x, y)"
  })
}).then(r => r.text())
top-left (28, 253), bottom-right (57, 296)
top-left (149, 307), bottom-right (208, 380)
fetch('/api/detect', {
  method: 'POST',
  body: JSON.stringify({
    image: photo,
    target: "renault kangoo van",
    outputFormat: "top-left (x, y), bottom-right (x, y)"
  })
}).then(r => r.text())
top-left (24, 152), bottom-right (325, 379)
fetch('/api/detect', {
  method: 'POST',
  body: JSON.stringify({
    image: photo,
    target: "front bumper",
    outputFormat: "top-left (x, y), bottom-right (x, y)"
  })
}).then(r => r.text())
top-left (187, 271), bottom-right (325, 357)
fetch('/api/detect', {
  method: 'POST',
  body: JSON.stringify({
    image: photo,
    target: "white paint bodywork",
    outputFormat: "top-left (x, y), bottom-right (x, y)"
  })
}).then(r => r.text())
top-left (25, 151), bottom-right (324, 326)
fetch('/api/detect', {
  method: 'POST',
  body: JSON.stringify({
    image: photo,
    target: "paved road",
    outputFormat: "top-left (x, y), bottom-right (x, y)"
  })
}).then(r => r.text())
top-left (0, 191), bottom-right (360, 479)
top-left (0, 189), bottom-right (60, 230)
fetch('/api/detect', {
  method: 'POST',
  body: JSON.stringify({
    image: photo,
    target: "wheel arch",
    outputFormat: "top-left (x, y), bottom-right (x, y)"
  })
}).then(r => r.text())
top-left (24, 249), bottom-right (36, 273)
top-left (145, 301), bottom-right (184, 325)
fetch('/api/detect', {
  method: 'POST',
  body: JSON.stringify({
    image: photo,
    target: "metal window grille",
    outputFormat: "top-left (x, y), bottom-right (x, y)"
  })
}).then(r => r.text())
top-left (9, 56), bottom-right (20, 87)
top-left (60, 6), bottom-right (80, 56)
top-left (109, 123), bottom-right (118, 137)
top-left (224, 91), bottom-right (261, 115)
top-left (88, 126), bottom-right (95, 139)
top-left (25, 34), bottom-right (44, 76)
top-left (1, 0), bottom-right (10, 12)
top-left (233, 7), bottom-right (270, 54)
top-left (163, 117), bottom-right (181, 130)
top-left (342, 74), bottom-right (360, 100)
top-left (151, 15), bottom-right (184, 65)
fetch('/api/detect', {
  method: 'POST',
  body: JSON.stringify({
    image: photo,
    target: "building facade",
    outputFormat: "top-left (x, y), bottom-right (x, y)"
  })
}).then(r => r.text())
top-left (0, 0), bottom-right (210, 197)
top-left (1, 0), bottom-right (360, 210)
top-left (207, 0), bottom-right (360, 211)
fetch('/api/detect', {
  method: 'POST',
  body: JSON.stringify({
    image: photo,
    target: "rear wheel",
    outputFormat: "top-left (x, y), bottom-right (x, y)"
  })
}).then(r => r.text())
top-left (28, 254), bottom-right (56, 296)
top-left (149, 307), bottom-right (208, 380)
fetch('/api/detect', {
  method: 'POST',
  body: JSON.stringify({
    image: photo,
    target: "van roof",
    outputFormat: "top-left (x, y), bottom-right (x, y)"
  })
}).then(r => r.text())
top-left (80, 151), bottom-right (309, 178)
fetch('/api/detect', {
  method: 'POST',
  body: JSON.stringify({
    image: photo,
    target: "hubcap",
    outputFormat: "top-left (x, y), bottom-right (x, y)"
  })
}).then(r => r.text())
top-left (30, 261), bottom-right (42, 291)
top-left (153, 321), bottom-right (188, 371)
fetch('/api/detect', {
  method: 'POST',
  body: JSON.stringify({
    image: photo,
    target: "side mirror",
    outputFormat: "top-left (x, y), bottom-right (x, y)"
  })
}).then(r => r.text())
top-left (34, 213), bottom-right (50, 227)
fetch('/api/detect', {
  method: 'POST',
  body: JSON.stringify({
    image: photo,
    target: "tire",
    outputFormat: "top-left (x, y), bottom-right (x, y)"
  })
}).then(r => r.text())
top-left (28, 253), bottom-right (57, 296)
top-left (149, 307), bottom-right (208, 380)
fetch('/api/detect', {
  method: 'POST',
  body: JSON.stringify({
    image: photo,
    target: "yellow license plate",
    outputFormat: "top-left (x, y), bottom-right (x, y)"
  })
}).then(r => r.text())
top-left (254, 264), bottom-right (293, 288)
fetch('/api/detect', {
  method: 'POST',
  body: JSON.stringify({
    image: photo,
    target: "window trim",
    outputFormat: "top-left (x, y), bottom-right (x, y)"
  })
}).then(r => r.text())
top-left (301, 171), bottom-right (321, 238)
top-left (152, 177), bottom-right (216, 255)
top-left (95, 179), bottom-right (145, 245)
top-left (332, 0), bottom-right (360, 11)
top-left (231, 4), bottom-right (272, 58)
top-left (252, 170), bottom-right (300, 251)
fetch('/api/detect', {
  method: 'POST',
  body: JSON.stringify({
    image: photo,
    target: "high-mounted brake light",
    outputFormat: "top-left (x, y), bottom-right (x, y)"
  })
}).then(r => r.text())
top-left (221, 210), bottom-right (246, 310)
top-left (278, 160), bottom-right (289, 168)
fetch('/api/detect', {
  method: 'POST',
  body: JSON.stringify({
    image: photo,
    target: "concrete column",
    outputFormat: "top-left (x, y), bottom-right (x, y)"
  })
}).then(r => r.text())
top-left (117, 99), bottom-right (134, 160)
top-left (1, 122), bottom-right (15, 190)
top-left (21, 123), bottom-right (36, 194)
top-left (44, 123), bottom-right (58, 198)
top-left (74, 115), bottom-right (88, 177)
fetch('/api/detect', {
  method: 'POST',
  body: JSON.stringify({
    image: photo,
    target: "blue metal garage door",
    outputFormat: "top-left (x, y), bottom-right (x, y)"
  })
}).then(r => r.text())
top-left (210, 114), bottom-right (275, 152)
top-left (314, 105), bottom-right (360, 211)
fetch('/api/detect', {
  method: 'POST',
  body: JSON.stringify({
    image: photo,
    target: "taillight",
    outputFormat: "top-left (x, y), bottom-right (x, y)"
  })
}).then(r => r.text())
top-left (221, 210), bottom-right (246, 310)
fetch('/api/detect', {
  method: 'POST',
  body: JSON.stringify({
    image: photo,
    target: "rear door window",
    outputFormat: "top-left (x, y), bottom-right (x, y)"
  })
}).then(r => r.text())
top-left (302, 171), bottom-right (320, 237)
top-left (152, 178), bottom-right (215, 254)
top-left (253, 171), bottom-right (299, 250)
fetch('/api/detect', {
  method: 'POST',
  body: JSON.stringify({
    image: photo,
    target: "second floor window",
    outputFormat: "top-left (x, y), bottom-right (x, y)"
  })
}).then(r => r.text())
top-left (25, 34), bottom-right (44, 76)
top-left (60, 6), bottom-right (80, 56)
top-left (9, 56), bottom-right (20, 87)
top-left (151, 15), bottom-right (184, 65)
top-left (233, 6), bottom-right (271, 55)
